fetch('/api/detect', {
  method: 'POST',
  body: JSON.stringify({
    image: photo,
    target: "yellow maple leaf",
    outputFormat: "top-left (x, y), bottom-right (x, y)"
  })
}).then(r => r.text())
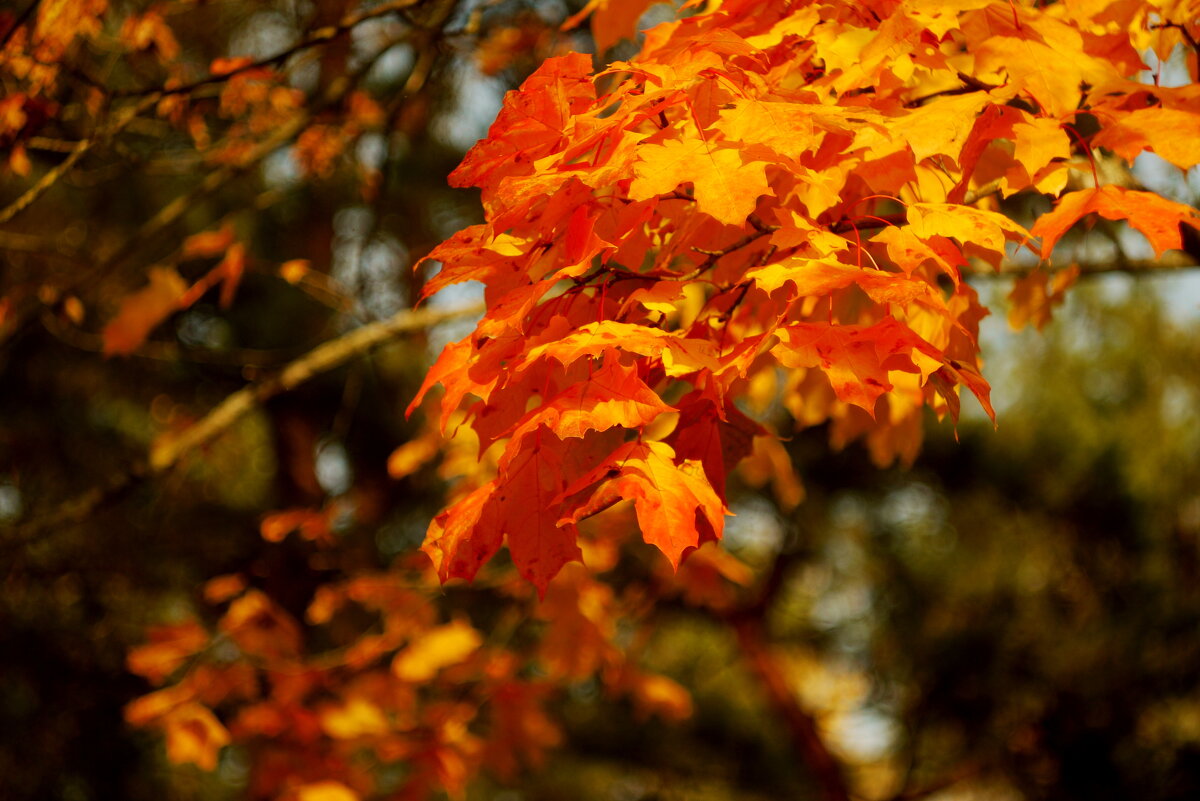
top-left (629, 135), bottom-right (772, 226)
top-left (392, 620), bottom-right (482, 682)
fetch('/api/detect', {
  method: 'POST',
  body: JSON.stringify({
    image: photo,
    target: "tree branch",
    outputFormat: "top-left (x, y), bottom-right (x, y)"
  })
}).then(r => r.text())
top-left (0, 94), bottom-right (160, 227)
top-left (732, 615), bottom-right (852, 801)
top-left (0, 25), bottom-right (417, 350)
top-left (721, 551), bottom-right (853, 801)
top-left (112, 0), bottom-right (427, 98)
top-left (1, 302), bottom-right (482, 550)
top-left (972, 253), bottom-right (1198, 280)
top-left (0, 0), bottom-right (38, 50)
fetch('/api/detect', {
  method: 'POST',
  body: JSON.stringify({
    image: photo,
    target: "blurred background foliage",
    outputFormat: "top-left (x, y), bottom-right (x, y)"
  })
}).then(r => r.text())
top-left (2, 1), bottom-right (1200, 800)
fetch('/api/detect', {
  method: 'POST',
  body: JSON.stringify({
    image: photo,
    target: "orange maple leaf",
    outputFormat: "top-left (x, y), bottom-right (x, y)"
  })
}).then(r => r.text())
top-left (562, 0), bottom-right (658, 53)
top-left (561, 440), bottom-right (727, 570)
top-left (501, 354), bottom-right (673, 460)
top-left (1031, 185), bottom-right (1200, 259)
top-left (629, 133), bottom-right (773, 226)
top-left (771, 320), bottom-right (922, 415)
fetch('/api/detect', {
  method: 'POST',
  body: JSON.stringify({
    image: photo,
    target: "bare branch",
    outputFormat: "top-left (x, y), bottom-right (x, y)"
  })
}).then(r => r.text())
top-left (731, 616), bottom-right (851, 801)
top-left (972, 253), bottom-right (1198, 280)
top-left (112, 0), bottom-right (426, 98)
top-left (2, 302), bottom-right (483, 550)
top-left (0, 94), bottom-right (159, 227)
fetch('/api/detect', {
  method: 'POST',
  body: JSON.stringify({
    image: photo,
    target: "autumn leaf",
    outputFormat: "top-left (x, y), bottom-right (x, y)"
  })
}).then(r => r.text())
top-left (535, 563), bottom-right (618, 680)
top-left (975, 37), bottom-right (1087, 118)
top-left (906, 202), bottom-right (1030, 264)
top-left (260, 507), bottom-right (332, 544)
top-left (119, 7), bottom-right (180, 61)
top-left (714, 100), bottom-right (884, 163)
top-left (33, 0), bottom-right (106, 61)
top-left (202, 574), bottom-right (247, 604)
top-left (629, 133), bottom-right (773, 225)
top-left (624, 670), bottom-right (693, 722)
top-left (1031, 186), bottom-right (1200, 259)
top-left (319, 697), bottom-right (391, 739)
top-left (562, 0), bottom-right (658, 52)
top-left (1008, 266), bottom-right (1081, 331)
top-left (126, 620), bottom-right (209, 684)
top-left (387, 432), bottom-right (443, 479)
top-left (485, 437), bottom-right (586, 592)
top-left (501, 353), bottom-right (673, 459)
top-left (102, 267), bottom-right (187, 356)
top-left (771, 320), bottom-right (924, 415)
top-left (181, 224), bottom-right (235, 260)
top-left (295, 782), bottom-right (360, 801)
top-left (449, 53), bottom-right (596, 194)
top-left (561, 440), bottom-right (727, 570)
top-left (422, 482), bottom-right (502, 585)
top-left (523, 320), bottom-right (720, 377)
top-left (665, 390), bottom-right (764, 504)
top-left (748, 256), bottom-right (941, 309)
top-left (1091, 107), bottom-right (1200, 171)
top-left (219, 590), bottom-right (302, 661)
top-left (392, 620), bottom-right (482, 682)
top-left (483, 681), bottom-right (563, 779)
top-left (163, 702), bottom-right (231, 770)
top-left (1011, 117), bottom-right (1071, 180)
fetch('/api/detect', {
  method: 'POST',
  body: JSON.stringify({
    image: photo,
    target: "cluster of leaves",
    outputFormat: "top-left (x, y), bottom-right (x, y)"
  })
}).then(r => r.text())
top-left (412, 0), bottom-right (1200, 596)
top-left (2, 0), bottom-right (1199, 800)
top-left (124, 554), bottom-right (742, 800)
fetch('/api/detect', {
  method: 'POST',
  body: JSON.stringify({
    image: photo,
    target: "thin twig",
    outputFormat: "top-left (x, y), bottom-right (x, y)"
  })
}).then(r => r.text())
top-left (686, 226), bottom-right (775, 277)
top-left (1151, 21), bottom-right (1200, 60)
top-left (970, 254), bottom-right (1198, 280)
top-left (724, 551), bottom-right (852, 801)
top-left (0, 0), bottom-right (38, 50)
top-left (830, 211), bottom-right (906, 234)
top-left (112, 0), bottom-right (425, 98)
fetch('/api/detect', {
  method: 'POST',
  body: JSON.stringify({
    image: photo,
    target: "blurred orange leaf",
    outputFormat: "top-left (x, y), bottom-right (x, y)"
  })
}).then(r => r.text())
top-left (102, 267), bottom-right (187, 356)
top-left (127, 620), bottom-right (209, 684)
top-left (163, 702), bottom-right (230, 770)
top-left (181, 224), bottom-right (235, 260)
top-left (295, 782), bottom-right (360, 801)
top-left (392, 620), bottom-right (482, 682)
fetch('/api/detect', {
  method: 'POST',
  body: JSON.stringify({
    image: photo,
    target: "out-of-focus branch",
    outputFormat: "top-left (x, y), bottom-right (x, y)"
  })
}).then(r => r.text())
top-left (91, 110), bottom-right (310, 274)
top-left (2, 302), bottom-right (483, 550)
top-left (722, 551), bottom-right (853, 801)
top-left (0, 23), bottom-right (418, 350)
top-left (147, 302), bottom-right (481, 471)
top-left (113, 0), bottom-right (426, 98)
top-left (0, 94), bottom-right (159, 226)
top-left (732, 615), bottom-right (852, 801)
top-left (973, 252), bottom-right (1197, 280)
top-left (0, 230), bottom-right (86, 260)
top-left (0, 0), bottom-right (38, 50)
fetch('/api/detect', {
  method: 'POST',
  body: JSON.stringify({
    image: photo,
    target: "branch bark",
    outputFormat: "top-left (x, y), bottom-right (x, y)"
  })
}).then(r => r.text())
top-left (732, 615), bottom-right (852, 801)
top-left (722, 551), bottom-right (853, 801)
top-left (111, 0), bottom-right (427, 98)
